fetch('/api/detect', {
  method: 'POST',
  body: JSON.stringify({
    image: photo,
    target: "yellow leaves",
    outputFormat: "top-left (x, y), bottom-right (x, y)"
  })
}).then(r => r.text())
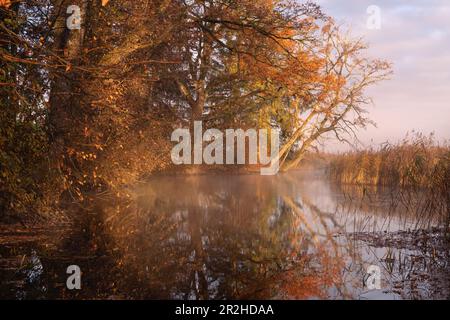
top-left (321, 22), bottom-right (332, 34)
top-left (0, 0), bottom-right (11, 8)
top-left (83, 126), bottom-right (90, 137)
top-left (76, 151), bottom-right (97, 161)
top-left (67, 147), bottom-right (76, 156)
top-left (228, 62), bottom-right (239, 75)
top-left (67, 148), bottom-right (98, 162)
top-left (101, 0), bottom-right (109, 6)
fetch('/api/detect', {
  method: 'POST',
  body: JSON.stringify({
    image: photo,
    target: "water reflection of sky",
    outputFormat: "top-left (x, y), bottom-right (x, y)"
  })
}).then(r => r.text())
top-left (1, 172), bottom-right (447, 299)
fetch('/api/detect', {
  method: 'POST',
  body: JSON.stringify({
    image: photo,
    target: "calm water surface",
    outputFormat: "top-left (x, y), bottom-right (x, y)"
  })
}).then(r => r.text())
top-left (0, 171), bottom-right (448, 299)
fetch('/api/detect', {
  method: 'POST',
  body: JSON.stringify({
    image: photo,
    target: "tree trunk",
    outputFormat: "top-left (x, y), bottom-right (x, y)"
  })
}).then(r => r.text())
top-left (49, 0), bottom-right (86, 167)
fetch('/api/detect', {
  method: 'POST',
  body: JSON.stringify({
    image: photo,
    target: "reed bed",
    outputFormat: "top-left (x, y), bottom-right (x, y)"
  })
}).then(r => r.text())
top-left (327, 133), bottom-right (450, 228)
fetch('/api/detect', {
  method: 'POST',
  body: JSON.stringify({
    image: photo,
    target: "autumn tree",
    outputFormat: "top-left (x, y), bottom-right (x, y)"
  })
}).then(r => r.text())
top-left (274, 22), bottom-right (392, 170)
top-left (149, 1), bottom-right (391, 173)
top-left (47, 0), bottom-right (186, 202)
top-left (0, 0), bottom-right (391, 222)
top-left (150, 0), bottom-right (324, 127)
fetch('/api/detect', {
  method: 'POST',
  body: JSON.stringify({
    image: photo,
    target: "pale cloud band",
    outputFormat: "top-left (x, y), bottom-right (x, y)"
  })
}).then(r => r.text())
top-left (316, 0), bottom-right (450, 150)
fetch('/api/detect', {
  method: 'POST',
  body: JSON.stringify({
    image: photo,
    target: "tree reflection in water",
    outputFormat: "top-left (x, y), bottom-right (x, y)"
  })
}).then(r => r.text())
top-left (104, 174), bottom-right (348, 299)
top-left (1, 172), bottom-right (447, 299)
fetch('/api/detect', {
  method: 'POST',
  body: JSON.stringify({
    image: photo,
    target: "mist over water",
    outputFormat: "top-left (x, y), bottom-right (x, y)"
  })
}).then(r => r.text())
top-left (1, 171), bottom-right (447, 299)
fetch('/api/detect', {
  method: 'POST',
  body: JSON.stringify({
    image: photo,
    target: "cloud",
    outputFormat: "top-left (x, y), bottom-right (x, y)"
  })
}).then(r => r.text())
top-left (315, 0), bottom-right (450, 149)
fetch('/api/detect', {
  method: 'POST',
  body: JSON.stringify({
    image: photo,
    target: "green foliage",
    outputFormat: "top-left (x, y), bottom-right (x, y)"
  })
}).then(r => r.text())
top-left (0, 4), bottom-right (51, 222)
top-left (0, 112), bottom-right (49, 219)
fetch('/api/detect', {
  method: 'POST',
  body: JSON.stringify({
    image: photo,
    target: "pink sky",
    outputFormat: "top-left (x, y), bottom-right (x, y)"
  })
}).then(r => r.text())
top-left (315, 0), bottom-right (450, 151)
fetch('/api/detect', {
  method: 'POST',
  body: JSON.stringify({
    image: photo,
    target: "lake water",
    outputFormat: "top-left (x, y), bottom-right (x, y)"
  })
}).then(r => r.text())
top-left (0, 171), bottom-right (448, 299)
